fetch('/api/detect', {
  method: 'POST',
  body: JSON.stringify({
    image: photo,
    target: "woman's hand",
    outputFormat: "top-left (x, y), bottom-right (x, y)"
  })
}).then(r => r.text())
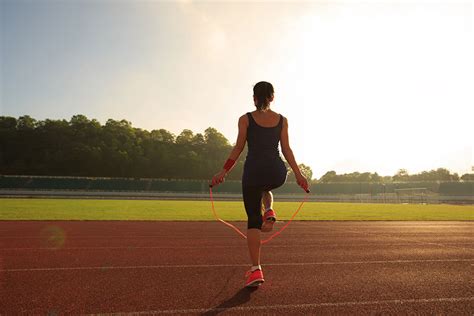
top-left (211, 169), bottom-right (227, 187)
top-left (295, 173), bottom-right (309, 192)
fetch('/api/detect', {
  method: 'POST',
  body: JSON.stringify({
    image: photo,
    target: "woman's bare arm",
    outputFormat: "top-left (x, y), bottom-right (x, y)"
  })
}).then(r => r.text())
top-left (280, 117), bottom-right (309, 191)
top-left (226, 115), bottom-right (247, 167)
top-left (211, 115), bottom-right (247, 186)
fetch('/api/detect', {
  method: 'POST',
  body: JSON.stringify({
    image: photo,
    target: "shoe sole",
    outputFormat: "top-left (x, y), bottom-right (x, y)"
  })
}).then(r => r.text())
top-left (261, 218), bottom-right (276, 232)
top-left (245, 279), bottom-right (265, 287)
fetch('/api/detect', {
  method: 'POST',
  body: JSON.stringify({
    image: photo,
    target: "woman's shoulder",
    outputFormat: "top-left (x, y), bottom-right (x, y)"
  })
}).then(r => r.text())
top-left (272, 110), bottom-right (285, 119)
top-left (278, 113), bottom-right (288, 128)
top-left (239, 113), bottom-right (250, 126)
top-left (273, 111), bottom-right (286, 122)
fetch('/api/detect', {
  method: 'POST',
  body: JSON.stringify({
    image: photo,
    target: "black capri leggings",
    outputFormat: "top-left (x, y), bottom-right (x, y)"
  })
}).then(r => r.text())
top-left (242, 157), bottom-right (287, 229)
top-left (243, 183), bottom-right (283, 230)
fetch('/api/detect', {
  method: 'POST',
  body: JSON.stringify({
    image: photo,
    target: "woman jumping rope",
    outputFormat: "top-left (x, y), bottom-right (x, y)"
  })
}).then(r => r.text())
top-left (211, 81), bottom-right (309, 287)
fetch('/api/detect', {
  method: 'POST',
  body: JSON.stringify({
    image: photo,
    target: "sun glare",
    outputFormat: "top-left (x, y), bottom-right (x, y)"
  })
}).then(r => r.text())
top-left (255, 3), bottom-right (474, 177)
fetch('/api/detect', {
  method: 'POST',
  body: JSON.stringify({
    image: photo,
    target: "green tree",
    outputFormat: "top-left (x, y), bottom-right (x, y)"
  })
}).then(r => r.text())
top-left (393, 169), bottom-right (409, 182)
top-left (0, 114), bottom-right (316, 181)
top-left (176, 129), bottom-right (194, 145)
top-left (0, 116), bottom-right (17, 129)
top-left (320, 171), bottom-right (337, 183)
top-left (0, 117), bottom-right (18, 169)
top-left (288, 163), bottom-right (313, 181)
top-left (17, 115), bottom-right (37, 130)
top-left (461, 173), bottom-right (474, 181)
top-left (150, 129), bottom-right (175, 143)
top-left (203, 127), bottom-right (232, 178)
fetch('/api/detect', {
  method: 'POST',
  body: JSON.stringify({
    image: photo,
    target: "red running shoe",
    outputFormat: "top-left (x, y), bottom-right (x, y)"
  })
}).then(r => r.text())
top-left (261, 209), bottom-right (276, 232)
top-left (245, 269), bottom-right (265, 287)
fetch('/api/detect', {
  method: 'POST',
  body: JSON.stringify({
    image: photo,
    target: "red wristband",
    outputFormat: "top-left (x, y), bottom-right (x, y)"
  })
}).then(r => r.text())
top-left (223, 159), bottom-right (235, 171)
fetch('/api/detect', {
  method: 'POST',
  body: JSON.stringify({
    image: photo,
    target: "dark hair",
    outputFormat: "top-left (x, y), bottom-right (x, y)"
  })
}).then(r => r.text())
top-left (253, 81), bottom-right (274, 111)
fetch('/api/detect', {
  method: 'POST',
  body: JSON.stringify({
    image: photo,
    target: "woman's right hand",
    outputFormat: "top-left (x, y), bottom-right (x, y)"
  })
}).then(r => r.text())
top-left (296, 173), bottom-right (309, 192)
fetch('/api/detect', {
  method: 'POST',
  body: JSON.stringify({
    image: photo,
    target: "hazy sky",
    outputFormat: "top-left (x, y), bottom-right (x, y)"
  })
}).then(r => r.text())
top-left (1, 0), bottom-right (472, 178)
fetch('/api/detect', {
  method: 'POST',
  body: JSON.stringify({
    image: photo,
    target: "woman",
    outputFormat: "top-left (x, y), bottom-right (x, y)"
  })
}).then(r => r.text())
top-left (211, 81), bottom-right (309, 287)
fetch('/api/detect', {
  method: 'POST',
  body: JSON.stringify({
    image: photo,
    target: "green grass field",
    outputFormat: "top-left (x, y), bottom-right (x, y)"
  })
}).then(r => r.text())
top-left (0, 198), bottom-right (473, 221)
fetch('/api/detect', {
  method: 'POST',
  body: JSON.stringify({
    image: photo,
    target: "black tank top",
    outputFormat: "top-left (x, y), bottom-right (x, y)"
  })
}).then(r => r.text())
top-left (246, 112), bottom-right (284, 161)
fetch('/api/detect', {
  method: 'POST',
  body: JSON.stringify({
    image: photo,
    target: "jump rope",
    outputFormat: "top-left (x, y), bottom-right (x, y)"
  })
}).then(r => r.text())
top-left (209, 185), bottom-right (310, 244)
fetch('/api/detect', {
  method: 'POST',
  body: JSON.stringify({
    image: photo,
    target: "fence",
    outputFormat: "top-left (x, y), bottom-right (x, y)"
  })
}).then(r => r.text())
top-left (0, 175), bottom-right (472, 204)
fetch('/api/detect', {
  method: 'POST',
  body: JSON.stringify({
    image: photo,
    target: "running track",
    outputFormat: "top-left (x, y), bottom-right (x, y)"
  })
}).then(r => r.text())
top-left (0, 221), bottom-right (473, 315)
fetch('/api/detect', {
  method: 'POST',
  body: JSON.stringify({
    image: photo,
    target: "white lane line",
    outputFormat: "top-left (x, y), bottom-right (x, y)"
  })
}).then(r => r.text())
top-left (1, 233), bottom-right (472, 239)
top-left (0, 235), bottom-right (241, 239)
top-left (1, 233), bottom-right (472, 238)
top-left (88, 296), bottom-right (474, 315)
top-left (6, 242), bottom-right (473, 251)
top-left (298, 223), bottom-right (474, 228)
top-left (2, 259), bottom-right (473, 272)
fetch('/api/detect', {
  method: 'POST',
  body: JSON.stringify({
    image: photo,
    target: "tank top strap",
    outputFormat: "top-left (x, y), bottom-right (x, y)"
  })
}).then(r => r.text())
top-left (246, 112), bottom-right (256, 127)
top-left (278, 114), bottom-right (284, 128)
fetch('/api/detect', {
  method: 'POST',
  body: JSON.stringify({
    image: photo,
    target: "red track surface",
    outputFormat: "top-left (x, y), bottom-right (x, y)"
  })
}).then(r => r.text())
top-left (1, 221), bottom-right (473, 315)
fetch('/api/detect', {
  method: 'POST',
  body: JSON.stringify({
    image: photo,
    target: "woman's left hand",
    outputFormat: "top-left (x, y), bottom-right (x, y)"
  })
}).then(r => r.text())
top-left (211, 169), bottom-right (227, 187)
top-left (296, 173), bottom-right (309, 192)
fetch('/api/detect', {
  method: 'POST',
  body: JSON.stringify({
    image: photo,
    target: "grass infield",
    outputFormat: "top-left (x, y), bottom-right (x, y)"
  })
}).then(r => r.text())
top-left (0, 198), bottom-right (473, 221)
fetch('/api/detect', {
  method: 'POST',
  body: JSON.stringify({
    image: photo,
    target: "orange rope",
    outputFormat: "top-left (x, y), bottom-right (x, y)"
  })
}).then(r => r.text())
top-left (209, 186), bottom-right (310, 244)
top-left (209, 187), bottom-right (247, 239)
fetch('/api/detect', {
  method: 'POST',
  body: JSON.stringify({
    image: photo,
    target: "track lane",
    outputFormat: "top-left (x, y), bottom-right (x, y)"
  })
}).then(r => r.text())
top-left (1, 221), bottom-right (473, 314)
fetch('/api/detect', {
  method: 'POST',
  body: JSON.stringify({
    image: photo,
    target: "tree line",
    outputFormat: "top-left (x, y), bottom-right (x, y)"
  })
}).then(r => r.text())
top-left (0, 115), bottom-right (471, 182)
top-left (319, 169), bottom-right (473, 183)
top-left (0, 115), bottom-right (312, 180)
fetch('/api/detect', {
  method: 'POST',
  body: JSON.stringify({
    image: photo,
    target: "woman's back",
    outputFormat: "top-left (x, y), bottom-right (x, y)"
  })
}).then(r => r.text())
top-left (249, 110), bottom-right (281, 127)
top-left (246, 111), bottom-right (284, 162)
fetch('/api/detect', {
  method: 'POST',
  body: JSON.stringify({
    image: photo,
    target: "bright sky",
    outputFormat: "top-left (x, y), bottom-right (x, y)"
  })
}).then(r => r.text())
top-left (1, 0), bottom-right (472, 178)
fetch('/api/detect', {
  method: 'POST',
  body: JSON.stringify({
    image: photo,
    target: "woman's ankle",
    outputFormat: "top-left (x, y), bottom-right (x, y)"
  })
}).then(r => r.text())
top-left (251, 265), bottom-right (262, 271)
